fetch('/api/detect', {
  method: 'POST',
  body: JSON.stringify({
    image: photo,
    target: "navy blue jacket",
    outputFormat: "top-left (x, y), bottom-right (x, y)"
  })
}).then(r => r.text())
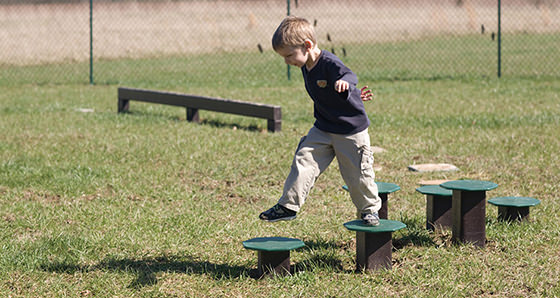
top-left (301, 50), bottom-right (370, 134)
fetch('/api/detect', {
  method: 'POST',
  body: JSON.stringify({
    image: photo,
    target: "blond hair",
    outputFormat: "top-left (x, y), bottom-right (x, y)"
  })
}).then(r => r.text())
top-left (272, 16), bottom-right (317, 51)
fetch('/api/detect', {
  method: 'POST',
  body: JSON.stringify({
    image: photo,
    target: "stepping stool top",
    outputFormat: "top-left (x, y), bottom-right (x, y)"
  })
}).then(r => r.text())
top-left (376, 182), bottom-right (401, 194)
top-left (441, 180), bottom-right (498, 191)
top-left (343, 219), bottom-right (406, 233)
top-left (243, 237), bottom-right (305, 252)
top-left (488, 196), bottom-right (541, 207)
top-left (342, 182), bottom-right (400, 194)
top-left (416, 185), bottom-right (452, 196)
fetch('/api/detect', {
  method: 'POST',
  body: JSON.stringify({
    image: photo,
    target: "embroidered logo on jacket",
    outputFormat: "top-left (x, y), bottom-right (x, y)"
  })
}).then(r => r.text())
top-left (316, 80), bottom-right (327, 88)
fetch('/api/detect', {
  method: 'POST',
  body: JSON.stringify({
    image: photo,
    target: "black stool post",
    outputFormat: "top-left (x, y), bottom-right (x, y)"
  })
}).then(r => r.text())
top-left (498, 206), bottom-right (530, 221)
top-left (356, 231), bottom-right (392, 271)
top-left (489, 197), bottom-right (540, 222)
top-left (344, 219), bottom-right (406, 272)
top-left (378, 193), bottom-right (389, 219)
top-left (441, 180), bottom-right (498, 248)
top-left (427, 194), bottom-right (453, 231)
top-left (258, 251), bottom-right (291, 276)
top-left (416, 185), bottom-right (453, 231)
top-left (375, 182), bottom-right (400, 220)
top-left (452, 189), bottom-right (487, 247)
top-left (242, 237), bottom-right (305, 277)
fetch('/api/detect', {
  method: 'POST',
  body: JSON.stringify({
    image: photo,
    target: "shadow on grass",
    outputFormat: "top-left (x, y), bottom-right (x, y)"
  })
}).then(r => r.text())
top-left (201, 119), bottom-right (263, 132)
top-left (393, 229), bottom-right (436, 249)
top-left (120, 111), bottom-right (264, 132)
top-left (39, 229), bottom-right (435, 286)
top-left (41, 254), bottom-right (253, 288)
top-left (393, 217), bottom-right (437, 249)
top-left (292, 239), bottom-right (353, 273)
top-left (303, 239), bottom-right (344, 251)
top-left (118, 110), bottom-right (183, 122)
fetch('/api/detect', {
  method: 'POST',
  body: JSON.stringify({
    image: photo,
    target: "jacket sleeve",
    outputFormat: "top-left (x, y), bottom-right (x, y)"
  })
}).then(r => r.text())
top-left (328, 59), bottom-right (358, 86)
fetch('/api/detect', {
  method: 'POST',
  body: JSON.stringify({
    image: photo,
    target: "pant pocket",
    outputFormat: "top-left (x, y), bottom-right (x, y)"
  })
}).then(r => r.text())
top-left (360, 146), bottom-right (374, 178)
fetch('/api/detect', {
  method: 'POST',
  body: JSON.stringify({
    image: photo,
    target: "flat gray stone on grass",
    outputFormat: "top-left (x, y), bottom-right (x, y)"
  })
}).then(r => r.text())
top-left (408, 163), bottom-right (459, 172)
top-left (418, 179), bottom-right (451, 186)
top-left (371, 146), bottom-right (387, 154)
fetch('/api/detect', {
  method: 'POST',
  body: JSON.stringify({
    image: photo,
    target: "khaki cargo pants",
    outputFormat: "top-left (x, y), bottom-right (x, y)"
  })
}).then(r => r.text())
top-left (278, 126), bottom-right (381, 216)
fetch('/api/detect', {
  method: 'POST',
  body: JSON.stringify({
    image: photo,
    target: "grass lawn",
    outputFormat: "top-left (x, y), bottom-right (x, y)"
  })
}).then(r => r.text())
top-left (1, 36), bottom-right (559, 297)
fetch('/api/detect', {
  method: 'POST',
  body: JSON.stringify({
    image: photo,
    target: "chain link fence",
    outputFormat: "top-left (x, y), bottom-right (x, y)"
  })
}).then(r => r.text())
top-left (1, 0), bottom-right (559, 86)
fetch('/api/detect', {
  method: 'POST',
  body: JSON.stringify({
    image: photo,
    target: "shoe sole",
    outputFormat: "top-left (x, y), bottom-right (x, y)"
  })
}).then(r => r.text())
top-left (262, 215), bottom-right (297, 223)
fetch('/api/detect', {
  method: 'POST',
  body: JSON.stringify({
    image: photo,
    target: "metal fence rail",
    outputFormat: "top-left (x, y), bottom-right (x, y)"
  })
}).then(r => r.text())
top-left (1, 0), bottom-right (559, 85)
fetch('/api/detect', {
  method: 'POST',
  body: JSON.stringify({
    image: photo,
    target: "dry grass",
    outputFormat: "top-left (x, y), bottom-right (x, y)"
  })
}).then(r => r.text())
top-left (1, 0), bottom-right (559, 65)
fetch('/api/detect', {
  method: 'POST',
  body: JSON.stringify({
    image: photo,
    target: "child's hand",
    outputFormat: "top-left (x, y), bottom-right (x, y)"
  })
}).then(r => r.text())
top-left (360, 86), bottom-right (374, 102)
top-left (334, 80), bottom-right (349, 93)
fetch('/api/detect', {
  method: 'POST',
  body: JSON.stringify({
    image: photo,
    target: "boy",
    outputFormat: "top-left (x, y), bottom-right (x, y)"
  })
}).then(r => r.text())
top-left (259, 16), bottom-right (381, 226)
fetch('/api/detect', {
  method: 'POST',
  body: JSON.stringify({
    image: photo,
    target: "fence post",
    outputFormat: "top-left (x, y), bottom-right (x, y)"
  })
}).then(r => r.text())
top-left (497, 0), bottom-right (501, 78)
top-left (89, 0), bottom-right (94, 84)
top-left (286, 0), bottom-right (291, 80)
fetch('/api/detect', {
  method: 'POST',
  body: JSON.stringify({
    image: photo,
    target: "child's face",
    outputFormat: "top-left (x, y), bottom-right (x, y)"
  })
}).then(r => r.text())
top-left (275, 46), bottom-right (308, 68)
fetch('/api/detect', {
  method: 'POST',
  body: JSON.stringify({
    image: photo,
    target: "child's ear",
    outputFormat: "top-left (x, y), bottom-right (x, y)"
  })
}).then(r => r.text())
top-left (304, 39), bottom-right (314, 50)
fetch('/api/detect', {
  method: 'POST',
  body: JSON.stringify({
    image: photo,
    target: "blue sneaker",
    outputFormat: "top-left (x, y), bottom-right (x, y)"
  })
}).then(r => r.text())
top-left (361, 213), bottom-right (380, 226)
top-left (259, 204), bottom-right (297, 222)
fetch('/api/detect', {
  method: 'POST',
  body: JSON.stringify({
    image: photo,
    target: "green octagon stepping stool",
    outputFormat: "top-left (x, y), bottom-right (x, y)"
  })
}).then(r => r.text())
top-left (344, 219), bottom-right (406, 271)
top-left (342, 182), bottom-right (400, 219)
top-left (488, 196), bottom-right (541, 222)
top-left (242, 237), bottom-right (305, 276)
top-left (416, 185), bottom-right (453, 231)
top-left (441, 180), bottom-right (498, 247)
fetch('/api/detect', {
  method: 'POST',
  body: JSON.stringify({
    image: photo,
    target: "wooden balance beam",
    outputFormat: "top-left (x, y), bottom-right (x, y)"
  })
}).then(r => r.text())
top-left (118, 87), bottom-right (282, 132)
